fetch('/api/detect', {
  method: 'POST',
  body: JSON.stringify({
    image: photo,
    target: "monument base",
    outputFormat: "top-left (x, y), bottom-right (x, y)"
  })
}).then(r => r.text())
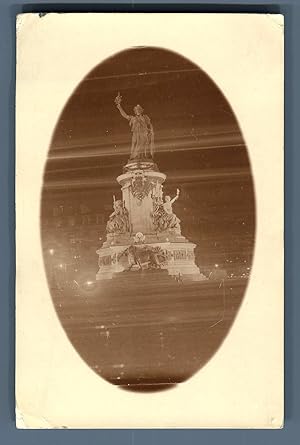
top-left (97, 157), bottom-right (207, 284)
top-left (96, 236), bottom-right (206, 282)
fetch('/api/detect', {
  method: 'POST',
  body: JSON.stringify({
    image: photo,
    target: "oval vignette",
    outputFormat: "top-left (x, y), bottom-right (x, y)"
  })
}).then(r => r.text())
top-left (41, 47), bottom-right (256, 393)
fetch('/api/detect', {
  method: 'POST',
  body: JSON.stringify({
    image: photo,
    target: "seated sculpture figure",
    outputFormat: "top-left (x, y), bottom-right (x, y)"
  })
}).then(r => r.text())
top-left (106, 198), bottom-right (130, 235)
top-left (153, 188), bottom-right (181, 233)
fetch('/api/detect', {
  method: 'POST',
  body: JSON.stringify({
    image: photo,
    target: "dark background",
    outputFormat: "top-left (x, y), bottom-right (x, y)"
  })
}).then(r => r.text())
top-left (1, 0), bottom-right (299, 443)
top-left (42, 47), bottom-right (255, 278)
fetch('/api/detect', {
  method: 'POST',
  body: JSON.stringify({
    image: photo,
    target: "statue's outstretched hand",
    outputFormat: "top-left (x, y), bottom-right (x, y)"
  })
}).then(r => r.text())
top-left (114, 92), bottom-right (122, 106)
top-left (176, 188), bottom-right (180, 196)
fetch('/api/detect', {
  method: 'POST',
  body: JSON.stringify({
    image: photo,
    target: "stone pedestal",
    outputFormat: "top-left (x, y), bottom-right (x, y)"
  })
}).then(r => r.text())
top-left (96, 160), bottom-right (206, 282)
top-left (117, 168), bottom-right (166, 234)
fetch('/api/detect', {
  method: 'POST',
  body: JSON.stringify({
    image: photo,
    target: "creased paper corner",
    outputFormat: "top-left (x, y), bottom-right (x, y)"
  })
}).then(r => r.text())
top-left (16, 404), bottom-right (59, 429)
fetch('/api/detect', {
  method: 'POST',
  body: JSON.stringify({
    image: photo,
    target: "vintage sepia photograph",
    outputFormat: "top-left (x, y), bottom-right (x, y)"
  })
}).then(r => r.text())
top-left (16, 13), bottom-right (283, 428)
top-left (41, 46), bottom-right (255, 391)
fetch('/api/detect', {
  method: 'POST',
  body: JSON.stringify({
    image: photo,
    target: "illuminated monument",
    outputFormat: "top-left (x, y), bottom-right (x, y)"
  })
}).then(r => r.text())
top-left (96, 93), bottom-right (206, 281)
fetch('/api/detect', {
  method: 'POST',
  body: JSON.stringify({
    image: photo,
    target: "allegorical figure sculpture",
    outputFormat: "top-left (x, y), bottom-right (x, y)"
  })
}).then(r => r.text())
top-left (114, 92), bottom-right (154, 160)
top-left (118, 244), bottom-right (167, 271)
top-left (153, 188), bottom-right (181, 233)
top-left (106, 197), bottom-right (130, 234)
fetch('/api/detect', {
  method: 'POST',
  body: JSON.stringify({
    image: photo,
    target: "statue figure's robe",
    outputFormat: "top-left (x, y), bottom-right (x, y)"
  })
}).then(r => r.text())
top-left (129, 114), bottom-right (154, 160)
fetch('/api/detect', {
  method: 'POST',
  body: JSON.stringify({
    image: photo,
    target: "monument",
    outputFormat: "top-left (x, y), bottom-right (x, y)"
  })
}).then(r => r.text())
top-left (96, 93), bottom-right (206, 281)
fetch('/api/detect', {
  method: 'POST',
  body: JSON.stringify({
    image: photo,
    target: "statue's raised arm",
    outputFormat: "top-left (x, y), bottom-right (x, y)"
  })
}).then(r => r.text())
top-left (170, 188), bottom-right (180, 204)
top-left (114, 92), bottom-right (130, 121)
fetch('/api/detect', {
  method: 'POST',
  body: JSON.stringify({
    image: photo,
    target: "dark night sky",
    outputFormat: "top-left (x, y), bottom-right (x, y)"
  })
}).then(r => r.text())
top-left (42, 47), bottom-right (255, 269)
top-left (51, 46), bottom-right (239, 149)
top-left (46, 47), bottom-right (248, 177)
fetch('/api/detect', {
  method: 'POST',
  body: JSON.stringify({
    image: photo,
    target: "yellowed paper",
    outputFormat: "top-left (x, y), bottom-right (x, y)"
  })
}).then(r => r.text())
top-left (16, 13), bottom-right (284, 428)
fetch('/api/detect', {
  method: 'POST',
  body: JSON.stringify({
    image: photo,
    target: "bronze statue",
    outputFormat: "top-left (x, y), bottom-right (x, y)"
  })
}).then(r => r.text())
top-left (114, 92), bottom-right (154, 160)
top-left (118, 244), bottom-right (167, 271)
